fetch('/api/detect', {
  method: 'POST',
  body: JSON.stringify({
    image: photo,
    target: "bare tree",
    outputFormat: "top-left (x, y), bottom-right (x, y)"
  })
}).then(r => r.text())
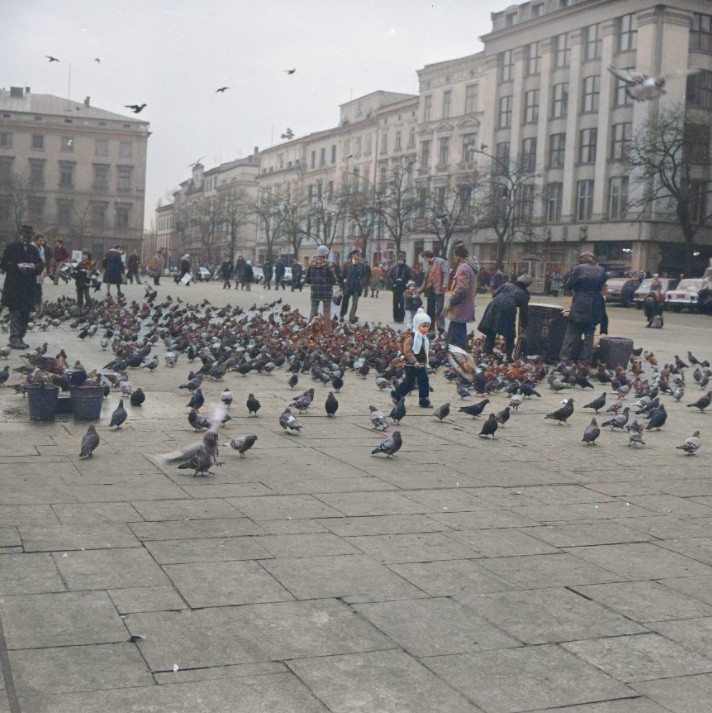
top-left (343, 181), bottom-right (380, 258)
top-left (252, 191), bottom-right (285, 260)
top-left (625, 103), bottom-right (712, 274)
top-left (304, 180), bottom-right (350, 253)
top-left (0, 170), bottom-right (36, 246)
top-left (174, 196), bottom-right (223, 264)
top-left (377, 160), bottom-right (419, 256)
top-left (276, 194), bottom-right (310, 258)
top-left (218, 185), bottom-right (253, 262)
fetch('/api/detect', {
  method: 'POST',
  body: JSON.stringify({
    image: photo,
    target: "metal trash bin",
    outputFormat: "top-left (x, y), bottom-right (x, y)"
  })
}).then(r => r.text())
top-left (524, 304), bottom-right (567, 364)
top-left (598, 336), bottom-right (634, 370)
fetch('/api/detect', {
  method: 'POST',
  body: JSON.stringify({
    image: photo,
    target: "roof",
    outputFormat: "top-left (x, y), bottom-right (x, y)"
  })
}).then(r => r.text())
top-left (0, 89), bottom-right (149, 125)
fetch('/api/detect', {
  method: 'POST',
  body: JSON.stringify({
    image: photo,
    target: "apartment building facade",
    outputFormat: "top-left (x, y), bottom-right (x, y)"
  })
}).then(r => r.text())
top-left (0, 87), bottom-right (149, 258)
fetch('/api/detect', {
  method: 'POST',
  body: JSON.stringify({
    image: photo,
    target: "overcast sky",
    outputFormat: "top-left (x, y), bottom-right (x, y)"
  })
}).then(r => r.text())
top-left (3, 0), bottom-right (501, 227)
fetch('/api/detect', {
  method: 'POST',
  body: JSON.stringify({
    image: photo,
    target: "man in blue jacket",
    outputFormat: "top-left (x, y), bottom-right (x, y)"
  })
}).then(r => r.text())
top-left (339, 249), bottom-right (366, 322)
top-left (559, 252), bottom-right (607, 364)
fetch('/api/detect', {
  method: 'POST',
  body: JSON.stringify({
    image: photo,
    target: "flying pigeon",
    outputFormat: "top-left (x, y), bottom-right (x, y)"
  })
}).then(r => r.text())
top-left (676, 431), bottom-right (701, 456)
top-left (46, 55), bottom-right (59, 62)
top-left (108, 399), bottom-right (127, 429)
top-left (582, 418), bottom-right (601, 445)
top-left (215, 86), bottom-right (230, 93)
top-left (125, 103), bottom-right (147, 113)
top-left (79, 425), bottom-right (100, 458)
top-left (229, 434), bottom-right (258, 456)
top-left (284, 68), bottom-right (296, 74)
top-left (371, 430), bottom-right (402, 457)
top-left (369, 405), bottom-right (389, 431)
top-left (175, 431), bottom-right (220, 477)
top-left (606, 66), bottom-right (699, 102)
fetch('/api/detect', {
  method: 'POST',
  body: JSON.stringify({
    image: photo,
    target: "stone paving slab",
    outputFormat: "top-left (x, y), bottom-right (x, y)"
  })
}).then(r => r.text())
top-left (0, 553), bottom-right (65, 595)
top-left (18, 523), bottom-right (140, 552)
top-left (633, 673), bottom-right (712, 713)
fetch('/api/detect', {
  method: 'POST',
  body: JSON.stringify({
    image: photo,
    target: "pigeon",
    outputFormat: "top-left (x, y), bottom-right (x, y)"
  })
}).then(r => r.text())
top-left (458, 399), bottom-right (490, 417)
top-left (389, 397), bottom-right (406, 424)
top-left (129, 388), bottom-right (145, 407)
top-left (108, 399), bottom-right (127, 429)
top-left (520, 384), bottom-right (541, 398)
top-left (456, 383), bottom-right (471, 399)
top-left (290, 387), bottom-right (314, 413)
top-left (584, 393), bottom-right (607, 413)
top-left (545, 398), bottom-right (574, 424)
top-left (179, 375), bottom-right (202, 391)
top-left (284, 68), bottom-right (296, 74)
top-left (496, 406), bottom-right (510, 426)
top-left (188, 408), bottom-right (211, 431)
top-left (325, 391), bottom-right (339, 417)
top-left (369, 405), bottom-right (389, 431)
top-left (142, 355), bottom-right (159, 371)
top-left (79, 425), bottom-right (100, 458)
top-left (125, 103), bottom-right (147, 113)
top-left (606, 66), bottom-right (696, 102)
top-left (221, 388), bottom-right (233, 407)
top-left (675, 355), bottom-right (689, 370)
top-left (246, 393), bottom-right (261, 416)
top-left (582, 418), bottom-right (601, 445)
top-left (0, 346), bottom-right (10, 359)
top-left (332, 374), bottom-right (344, 392)
top-left (479, 414), bottom-right (498, 438)
top-left (46, 55), bottom-right (59, 62)
top-left (628, 430), bottom-right (646, 447)
top-left (509, 394), bottom-right (523, 411)
top-left (602, 407), bottom-right (630, 430)
top-left (376, 377), bottom-right (390, 391)
top-left (174, 431), bottom-right (220, 477)
top-left (280, 128), bottom-right (294, 140)
top-left (229, 434), bottom-right (258, 456)
top-left (371, 430), bottom-right (402, 457)
top-left (0, 364), bottom-right (9, 386)
top-left (676, 431), bottom-right (701, 456)
top-left (187, 389), bottom-right (205, 410)
top-left (434, 403), bottom-right (450, 421)
top-left (646, 405), bottom-right (667, 430)
top-left (288, 374), bottom-right (299, 389)
top-left (279, 407), bottom-right (302, 435)
top-left (215, 86), bottom-right (230, 93)
top-left (687, 391), bottom-right (711, 413)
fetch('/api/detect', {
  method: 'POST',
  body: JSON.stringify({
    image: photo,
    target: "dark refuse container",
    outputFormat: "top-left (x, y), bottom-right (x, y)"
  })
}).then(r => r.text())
top-left (57, 393), bottom-right (73, 414)
top-left (524, 303), bottom-right (567, 364)
top-left (598, 336), bottom-right (634, 370)
top-left (27, 386), bottom-right (60, 422)
top-left (71, 386), bottom-right (104, 421)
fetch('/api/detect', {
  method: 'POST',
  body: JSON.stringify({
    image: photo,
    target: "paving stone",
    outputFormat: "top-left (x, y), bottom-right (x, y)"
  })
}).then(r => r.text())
top-left (18, 674), bottom-right (329, 713)
top-left (52, 502), bottom-right (143, 524)
top-left (227, 494), bottom-right (343, 519)
top-left (445, 528), bottom-right (559, 556)
top-left (344, 531), bottom-right (478, 563)
top-left (423, 645), bottom-right (634, 713)
top-left (69, 482), bottom-right (189, 502)
top-left (658, 537), bottom-right (712, 566)
top-left (164, 560), bottom-right (292, 607)
top-left (311, 491), bottom-right (432, 516)
top-left (400, 488), bottom-right (497, 512)
top-left (626, 494), bottom-right (712, 518)
top-left (258, 473), bottom-right (395, 494)
top-left (653, 617), bottom-right (712, 656)
top-left (253, 533), bottom-right (359, 558)
top-left (53, 548), bottom-right (170, 590)
top-left (315, 514), bottom-right (447, 536)
top-left (658, 575), bottom-right (712, 605)
top-left (0, 476), bottom-right (77, 505)
top-left (508, 501), bottom-right (653, 522)
top-left (456, 587), bottom-right (646, 644)
top-left (130, 518), bottom-right (264, 540)
top-left (251, 519), bottom-right (328, 535)
top-left (144, 537), bottom-right (271, 564)
top-left (10, 643), bottom-right (153, 695)
top-left (389, 559), bottom-right (518, 596)
top-left (288, 649), bottom-right (481, 713)
top-left (0, 553), bottom-right (65, 595)
top-left (532, 698), bottom-right (670, 713)
top-left (618, 515), bottom-right (712, 540)
top-left (130, 498), bottom-right (243, 521)
top-left (633, 673), bottom-right (712, 713)
top-left (0, 591), bottom-right (128, 649)
top-left (18, 523), bottom-right (140, 552)
top-left (261, 554), bottom-right (423, 600)
top-left (564, 543), bottom-right (712, 579)
top-left (354, 597), bottom-right (519, 656)
top-left (0, 505), bottom-right (59, 527)
top-left (153, 661), bottom-right (287, 685)
top-left (563, 633), bottom-right (712, 682)
top-left (0, 527), bottom-right (21, 547)
top-left (572, 581), bottom-right (712, 622)
top-left (526, 521), bottom-right (649, 547)
top-left (108, 586), bottom-right (187, 613)
top-left (127, 599), bottom-right (391, 670)
top-left (179, 482), bottom-right (275, 498)
top-left (428, 508), bottom-right (539, 529)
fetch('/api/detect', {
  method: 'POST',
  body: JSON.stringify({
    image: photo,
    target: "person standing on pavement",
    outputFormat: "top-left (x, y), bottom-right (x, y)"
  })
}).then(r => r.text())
top-left (31, 234), bottom-right (49, 309)
top-left (291, 259), bottom-right (303, 292)
top-left (126, 251), bottom-right (140, 284)
top-left (370, 264), bottom-right (384, 297)
top-left (52, 239), bottom-right (69, 284)
top-left (420, 250), bottom-right (449, 330)
top-left (243, 260), bottom-right (254, 290)
top-left (559, 252), bottom-right (607, 363)
top-left (234, 256), bottom-right (245, 290)
top-left (443, 244), bottom-right (479, 349)
top-left (262, 258), bottom-right (274, 289)
top-left (274, 257), bottom-right (286, 290)
top-left (147, 251), bottom-right (163, 286)
top-left (388, 253), bottom-right (412, 324)
top-left (177, 254), bottom-right (191, 285)
top-left (305, 245), bottom-right (337, 334)
top-left (392, 308), bottom-right (433, 409)
top-left (103, 245), bottom-right (125, 299)
top-left (643, 274), bottom-right (665, 328)
top-left (478, 274), bottom-right (531, 360)
top-left (73, 251), bottom-right (94, 309)
top-left (219, 256), bottom-right (233, 289)
top-left (491, 268), bottom-right (505, 294)
top-left (0, 225), bottom-right (44, 349)
top-left (361, 261), bottom-right (372, 298)
top-left (339, 249), bottom-right (366, 323)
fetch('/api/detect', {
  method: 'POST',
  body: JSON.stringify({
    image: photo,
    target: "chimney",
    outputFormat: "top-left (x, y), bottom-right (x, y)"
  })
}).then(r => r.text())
top-left (84, 96), bottom-right (90, 107)
top-left (253, 146), bottom-right (259, 155)
top-left (25, 87), bottom-right (31, 94)
top-left (10, 87), bottom-right (23, 98)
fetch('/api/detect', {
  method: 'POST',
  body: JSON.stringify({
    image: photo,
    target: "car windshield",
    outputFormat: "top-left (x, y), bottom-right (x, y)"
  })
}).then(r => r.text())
top-left (676, 279), bottom-right (702, 290)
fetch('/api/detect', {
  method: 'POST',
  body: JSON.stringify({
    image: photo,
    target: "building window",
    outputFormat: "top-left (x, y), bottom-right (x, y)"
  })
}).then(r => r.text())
top-left (438, 137), bottom-right (450, 166)
top-left (609, 176), bottom-right (629, 219)
top-left (521, 138), bottom-right (537, 173)
top-left (684, 124), bottom-right (710, 164)
top-left (93, 164), bottom-right (110, 190)
top-left (526, 42), bottom-right (540, 75)
top-left (28, 196), bottom-right (45, 223)
top-left (0, 132), bottom-right (11, 147)
top-left (442, 90), bottom-right (452, 119)
top-left (364, 135), bottom-right (372, 155)
top-left (95, 139), bottom-right (108, 156)
top-left (56, 200), bottom-right (73, 226)
top-left (117, 165), bottom-right (133, 192)
top-left (611, 122), bottom-right (632, 160)
top-left (458, 183), bottom-right (472, 211)
top-left (355, 137), bottom-right (362, 157)
top-left (423, 95), bottom-right (432, 121)
top-left (462, 133), bottom-right (477, 161)
top-left (690, 181), bottom-right (708, 223)
top-left (617, 13), bottom-right (637, 52)
top-left (549, 133), bottom-right (566, 169)
top-left (552, 83), bottom-right (568, 118)
top-left (582, 75), bottom-right (600, 113)
top-left (576, 180), bottom-right (594, 220)
top-left (310, 151), bottom-right (315, 168)
top-left (407, 128), bottom-right (415, 149)
top-left (691, 13), bottom-right (712, 54)
top-left (331, 144), bottom-right (336, 163)
top-left (579, 128), bottom-right (597, 164)
top-left (32, 134), bottom-right (44, 150)
top-left (395, 130), bottom-right (402, 152)
top-left (91, 202), bottom-right (108, 228)
top-left (28, 159), bottom-right (45, 186)
top-left (464, 84), bottom-right (478, 113)
top-left (498, 95), bottom-right (512, 129)
top-left (119, 141), bottom-right (132, 158)
top-left (687, 70), bottom-right (712, 110)
top-left (524, 89), bottom-right (539, 124)
top-left (421, 139), bottom-right (431, 166)
top-left (505, 11), bottom-right (517, 26)
top-left (547, 182), bottom-right (563, 222)
top-left (584, 24), bottom-right (602, 60)
top-left (614, 74), bottom-right (634, 107)
top-left (115, 204), bottom-right (131, 229)
top-left (500, 50), bottom-right (514, 82)
top-left (61, 136), bottom-right (74, 152)
top-left (0, 157), bottom-right (13, 184)
top-left (517, 183), bottom-right (535, 222)
top-left (495, 142), bottom-right (510, 175)
top-left (531, 2), bottom-right (543, 17)
top-left (553, 33), bottom-right (570, 68)
top-left (380, 133), bottom-right (388, 155)
top-left (58, 161), bottom-right (75, 189)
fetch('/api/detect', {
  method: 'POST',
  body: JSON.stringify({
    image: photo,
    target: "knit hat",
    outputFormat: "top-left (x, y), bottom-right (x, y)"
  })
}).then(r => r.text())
top-left (411, 308), bottom-right (431, 356)
top-left (516, 274), bottom-right (532, 286)
top-left (412, 308), bottom-right (431, 330)
top-left (316, 245), bottom-right (329, 257)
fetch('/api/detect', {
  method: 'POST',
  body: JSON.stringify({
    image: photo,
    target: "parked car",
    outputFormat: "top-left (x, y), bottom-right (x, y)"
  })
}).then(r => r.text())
top-left (665, 278), bottom-right (705, 312)
top-left (281, 266), bottom-right (293, 286)
top-left (251, 266), bottom-right (264, 284)
top-left (195, 267), bottom-right (212, 282)
top-left (605, 276), bottom-right (641, 307)
top-left (633, 277), bottom-right (678, 308)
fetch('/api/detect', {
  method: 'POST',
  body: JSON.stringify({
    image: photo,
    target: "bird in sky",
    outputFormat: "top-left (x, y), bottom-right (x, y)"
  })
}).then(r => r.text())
top-left (216, 86), bottom-right (229, 93)
top-left (284, 68), bottom-right (296, 74)
top-left (125, 104), bottom-right (146, 113)
top-left (188, 156), bottom-right (205, 168)
top-left (94, 58), bottom-right (101, 63)
top-left (46, 55), bottom-right (59, 62)
top-left (280, 128), bottom-right (294, 140)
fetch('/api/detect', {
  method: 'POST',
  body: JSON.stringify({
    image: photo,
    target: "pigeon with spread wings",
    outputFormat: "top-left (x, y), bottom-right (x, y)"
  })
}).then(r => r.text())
top-left (606, 65), bottom-right (700, 102)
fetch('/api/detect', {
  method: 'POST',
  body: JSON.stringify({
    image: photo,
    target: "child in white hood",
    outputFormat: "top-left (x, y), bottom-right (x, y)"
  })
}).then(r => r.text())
top-left (391, 308), bottom-right (432, 408)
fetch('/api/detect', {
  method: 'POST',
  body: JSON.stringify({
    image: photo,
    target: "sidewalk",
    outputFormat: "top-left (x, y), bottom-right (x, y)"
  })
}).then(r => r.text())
top-left (1, 281), bottom-right (711, 712)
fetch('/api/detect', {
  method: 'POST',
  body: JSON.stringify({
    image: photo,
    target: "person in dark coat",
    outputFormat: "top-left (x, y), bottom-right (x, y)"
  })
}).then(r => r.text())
top-left (274, 258), bottom-right (286, 290)
top-left (219, 257), bottom-right (233, 289)
top-left (305, 246), bottom-right (337, 334)
top-left (103, 245), bottom-right (125, 298)
top-left (0, 225), bottom-right (45, 349)
top-left (243, 261), bottom-right (254, 291)
top-left (177, 254), bottom-right (191, 285)
top-left (262, 259), bottom-right (274, 289)
top-left (361, 262), bottom-right (371, 298)
top-left (126, 251), bottom-right (140, 284)
top-left (388, 253), bottom-right (412, 323)
top-left (339, 249), bottom-right (367, 322)
top-left (291, 260), bottom-right (303, 292)
top-left (73, 251), bottom-right (94, 309)
top-left (478, 274), bottom-right (531, 360)
top-left (559, 252), bottom-right (607, 363)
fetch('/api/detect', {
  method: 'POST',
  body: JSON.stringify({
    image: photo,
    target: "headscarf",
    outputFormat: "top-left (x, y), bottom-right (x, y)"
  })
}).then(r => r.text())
top-left (411, 308), bottom-right (431, 356)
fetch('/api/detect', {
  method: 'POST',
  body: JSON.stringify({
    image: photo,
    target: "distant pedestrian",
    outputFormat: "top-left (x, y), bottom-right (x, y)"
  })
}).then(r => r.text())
top-left (291, 260), bottom-right (303, 291)
top-left (147, 251), bottom-right (163, 285)
top-left (263, 258), bottom-right (274, 289)
top-left (443, 244), bottom-right (479, 349)
top-left (32, 234), bottom-right (49, 308)
top-left (103, 245), bottom-right (125, 299)
top-left (404, 281), bottom-right (422, 326)
top-left (274, 258), bottom-right (286, 290)
top-left (242, 260), bottom-right (254, 291)
top-left (361, 262), bottom-right (372, 298)
top-left (420, 250), bottom-right (449, 331)
top-left (177, 254), bottom-right (191, 285)
top-left (52, 239), bottom-right (69, 284)
top-left (388, 253), bottom-right (412, 323)
top-left (491, 269), bottom-right (505, 294)
top-left (305, 246), bottom-right (337, 334)
top-left (339, 249), bottom-right (366, 322)
top-left (234, 257), bottom-right (245, 289)
top-left (126, 250), bottom-right (140, 284)
top-left (643, 274), bottom-right (665, 328)
top-left (219, 257), bottom-right (233, 289)
top-left (73, 252), bottom-right (94, 309)
top-left (370, 264), bottom-right (384, 297)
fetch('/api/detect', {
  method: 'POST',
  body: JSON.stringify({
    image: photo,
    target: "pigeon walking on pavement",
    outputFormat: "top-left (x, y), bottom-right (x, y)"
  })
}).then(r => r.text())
top-left (79, 425), bottom-right (100, 458)
top-left (389, 397), bottom-right (406, 424)
top-left (371, 430), bottom-right (402, 457)
top-left (369, 405), bottom-right (389, 431)
top-left (108, 399), bottom-right (127, 429)
top-left (584, 393), bottom-right (607, 413)
top-left (187, 388), bottom-right (204, 410)
top-left (688, 391), bottom-right (711, 413)
top-left (325, 392), bottom-right (339, 417)
top-left (602, 407), bottom-right (630, 430)
top-left (676, 431), bottom-right (701, 456)
top-left (582, 418), bottom-right (601, 445)
top-left (545, 398), bottom-right (574, 424)
top-left (458, 399), bottom-right (490, 417)
top-left (434, 403), bottom-right (450, 421)
top-left (246, 393), bottom-right (261, 416)
top-left (229, 435), bottom-right (258, 456)
top-left (479, 414), bottom-right (498, 438)
top-left (279, 407), bottom-right (302, 435)
top-left (130, 388), bottom-right (145, 407)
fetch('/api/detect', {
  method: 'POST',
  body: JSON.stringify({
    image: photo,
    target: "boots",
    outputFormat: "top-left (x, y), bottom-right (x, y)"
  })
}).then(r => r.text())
top-left (419, 399), bottom-right (433, 408)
